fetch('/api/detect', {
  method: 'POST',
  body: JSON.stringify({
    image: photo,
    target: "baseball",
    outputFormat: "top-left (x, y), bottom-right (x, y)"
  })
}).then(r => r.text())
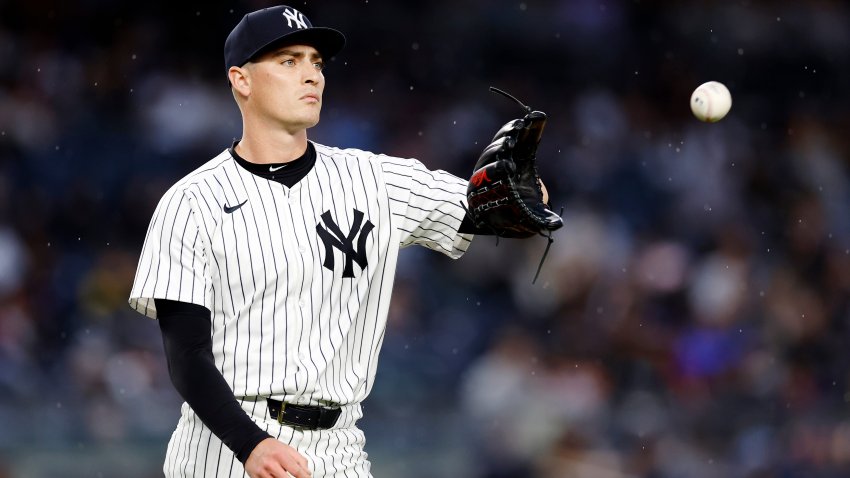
top-left (690, 81), bottom-right (732, 122)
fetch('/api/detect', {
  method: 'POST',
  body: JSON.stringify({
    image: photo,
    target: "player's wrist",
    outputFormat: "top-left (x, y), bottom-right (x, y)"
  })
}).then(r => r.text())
top-left (237, 431), bottom-right (275, 464)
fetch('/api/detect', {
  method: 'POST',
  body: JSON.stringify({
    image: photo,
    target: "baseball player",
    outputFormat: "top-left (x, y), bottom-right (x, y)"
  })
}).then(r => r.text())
top-left (129, 5), bottom-right (561, 478)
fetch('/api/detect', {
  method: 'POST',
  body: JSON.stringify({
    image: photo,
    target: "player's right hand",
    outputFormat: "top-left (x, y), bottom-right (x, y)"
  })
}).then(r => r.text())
top-left (244, 437), bottom-right (311, 478)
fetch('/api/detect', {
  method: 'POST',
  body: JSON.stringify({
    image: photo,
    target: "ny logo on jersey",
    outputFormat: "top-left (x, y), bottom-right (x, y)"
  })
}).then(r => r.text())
top-left (316, 209), bottom-right (374, 278)
top-left (282, 8), bottom-right (308, 29)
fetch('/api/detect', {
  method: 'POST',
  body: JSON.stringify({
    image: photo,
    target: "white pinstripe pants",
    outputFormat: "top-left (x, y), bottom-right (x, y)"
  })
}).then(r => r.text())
top-left (163, 398), bottom-right (371, 477)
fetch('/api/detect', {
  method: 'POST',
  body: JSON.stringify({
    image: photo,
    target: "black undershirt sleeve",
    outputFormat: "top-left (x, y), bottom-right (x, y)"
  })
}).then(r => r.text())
top-left (155, 298), bottom-right (271, 464)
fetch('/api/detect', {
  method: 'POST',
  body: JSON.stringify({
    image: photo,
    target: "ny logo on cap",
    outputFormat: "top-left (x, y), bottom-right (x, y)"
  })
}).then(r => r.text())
top-left (283, 8), bottom-right (308, 29)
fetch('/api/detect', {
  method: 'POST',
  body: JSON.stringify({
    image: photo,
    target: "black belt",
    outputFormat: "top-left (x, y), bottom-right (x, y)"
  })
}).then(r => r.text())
top-left (266, 399), bottom-right (341, 430)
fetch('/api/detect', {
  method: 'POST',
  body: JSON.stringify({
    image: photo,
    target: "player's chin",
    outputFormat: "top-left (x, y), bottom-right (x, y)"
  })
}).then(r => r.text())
top-left (285, 110), bottom-right (320, 130)
top-left (304, 110), bottom-right (322, 128)
top-left (303, 114), bottom-right (321, 129)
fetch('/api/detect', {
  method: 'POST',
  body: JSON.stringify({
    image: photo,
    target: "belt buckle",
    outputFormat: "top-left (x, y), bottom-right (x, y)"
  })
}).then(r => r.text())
top-left (276, 401), bottom-right (286, 424)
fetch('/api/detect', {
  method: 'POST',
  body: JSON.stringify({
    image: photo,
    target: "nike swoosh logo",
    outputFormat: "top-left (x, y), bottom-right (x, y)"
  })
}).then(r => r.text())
top-left (223, 199), bottom-right (248, 214)
top-left (269, 164), bottom-right (286, 172)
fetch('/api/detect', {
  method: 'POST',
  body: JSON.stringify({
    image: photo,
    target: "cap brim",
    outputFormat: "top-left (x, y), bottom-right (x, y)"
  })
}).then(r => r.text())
top-left (248, 27), bottom-right (346, 62)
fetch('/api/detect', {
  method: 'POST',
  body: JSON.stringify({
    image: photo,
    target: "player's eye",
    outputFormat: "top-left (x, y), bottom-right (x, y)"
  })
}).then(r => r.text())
top-left (281, 59), bottom-right (296, 66)
top-left (313, 61), bottom-right (325, 71)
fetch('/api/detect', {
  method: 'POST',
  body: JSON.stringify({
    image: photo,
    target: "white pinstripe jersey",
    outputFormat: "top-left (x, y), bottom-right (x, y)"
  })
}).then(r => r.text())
top-left (129, 142), bottom-right (473, 406)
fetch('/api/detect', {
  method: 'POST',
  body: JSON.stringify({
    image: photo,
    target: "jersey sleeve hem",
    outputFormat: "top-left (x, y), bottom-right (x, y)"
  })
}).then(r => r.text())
top-left (128, 295), bottom-right (210, 320)
top-left (449, 232), bottom-right (474, 259)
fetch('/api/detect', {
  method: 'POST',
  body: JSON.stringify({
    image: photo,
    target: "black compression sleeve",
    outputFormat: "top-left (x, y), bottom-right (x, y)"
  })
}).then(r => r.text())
top-left (155, 299), bottom-right (271, 464)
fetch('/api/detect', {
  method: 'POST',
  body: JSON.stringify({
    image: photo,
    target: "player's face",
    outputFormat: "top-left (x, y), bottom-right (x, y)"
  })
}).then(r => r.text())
top-left (246, 44), bottom-right (326, 132)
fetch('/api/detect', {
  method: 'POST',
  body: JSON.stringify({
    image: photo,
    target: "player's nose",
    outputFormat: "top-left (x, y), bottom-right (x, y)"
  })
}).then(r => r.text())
top-left (302, 64), bottom-right (322, 84)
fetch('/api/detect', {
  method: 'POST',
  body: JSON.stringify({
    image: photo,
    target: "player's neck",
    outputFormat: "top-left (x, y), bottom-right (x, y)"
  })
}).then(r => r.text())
top-left (236, 129), bottom-right (309, 165)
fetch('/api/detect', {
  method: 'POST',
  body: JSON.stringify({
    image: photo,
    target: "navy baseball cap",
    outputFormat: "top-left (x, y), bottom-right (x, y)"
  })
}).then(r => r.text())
top-left (224, 6), bottom-right (345, 73)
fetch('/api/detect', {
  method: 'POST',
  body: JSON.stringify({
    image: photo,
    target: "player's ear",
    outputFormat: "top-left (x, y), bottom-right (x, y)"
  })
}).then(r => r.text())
top-left (228, 66), bottom-right (251, 97)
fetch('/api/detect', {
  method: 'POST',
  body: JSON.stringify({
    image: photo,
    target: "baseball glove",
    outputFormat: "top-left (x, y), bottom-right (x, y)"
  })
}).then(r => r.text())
top-left (466, 107), bottom-right (564, 239)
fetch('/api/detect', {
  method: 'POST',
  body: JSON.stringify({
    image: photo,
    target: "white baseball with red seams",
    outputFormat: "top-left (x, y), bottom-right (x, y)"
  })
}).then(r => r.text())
top-left (690, 81), bottom-right (732, 122)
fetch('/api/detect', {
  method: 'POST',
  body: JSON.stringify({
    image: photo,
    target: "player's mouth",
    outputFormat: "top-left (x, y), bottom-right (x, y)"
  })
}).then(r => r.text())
top-left (301, 93), bottom-right (320, 103)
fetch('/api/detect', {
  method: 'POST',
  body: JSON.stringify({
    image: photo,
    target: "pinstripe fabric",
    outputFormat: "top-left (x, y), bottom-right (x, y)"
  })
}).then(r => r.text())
top-left (163, 399), bottom-right (369, 477)
top-left (129, 142), bottom-right (473, 476)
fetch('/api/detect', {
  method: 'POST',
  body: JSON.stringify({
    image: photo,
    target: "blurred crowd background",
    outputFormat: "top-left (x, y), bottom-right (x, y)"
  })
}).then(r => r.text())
top-left (1, 0), bottom-right (850, 477)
